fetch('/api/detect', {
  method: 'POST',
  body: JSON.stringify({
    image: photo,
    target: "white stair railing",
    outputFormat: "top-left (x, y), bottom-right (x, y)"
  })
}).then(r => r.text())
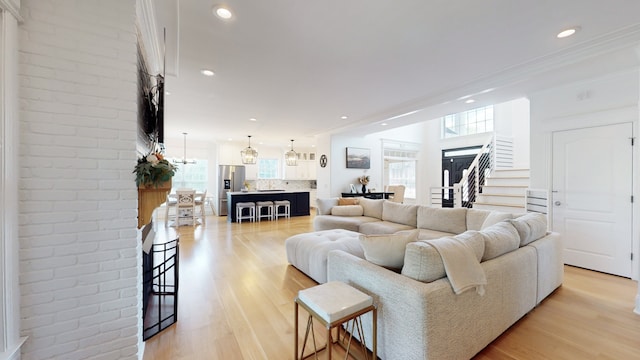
top-left (430, 135), bottom-right (514, 208)
top-left (525, 188), bottom-right (550, 230)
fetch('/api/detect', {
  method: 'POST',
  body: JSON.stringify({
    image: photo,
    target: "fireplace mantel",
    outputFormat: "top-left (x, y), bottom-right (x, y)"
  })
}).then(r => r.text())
top-left (138, 179), bottom-right (171, 228)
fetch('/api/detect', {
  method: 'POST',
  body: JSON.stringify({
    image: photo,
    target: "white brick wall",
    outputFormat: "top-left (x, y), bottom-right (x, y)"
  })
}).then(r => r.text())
top-left (18, 1), bottom-right (140, 359)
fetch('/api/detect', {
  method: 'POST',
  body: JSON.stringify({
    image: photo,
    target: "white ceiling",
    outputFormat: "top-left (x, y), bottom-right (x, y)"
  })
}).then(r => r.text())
top-left (147, 0), bottom-right (640, 149)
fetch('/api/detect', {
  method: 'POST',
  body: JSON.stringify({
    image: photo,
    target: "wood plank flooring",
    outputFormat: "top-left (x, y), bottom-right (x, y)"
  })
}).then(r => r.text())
top-left (142, 214), bottom-right (640, 360)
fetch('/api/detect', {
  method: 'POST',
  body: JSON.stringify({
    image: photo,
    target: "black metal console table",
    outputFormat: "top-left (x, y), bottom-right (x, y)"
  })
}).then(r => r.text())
top-left (341, 192), bottom-right (394, 200)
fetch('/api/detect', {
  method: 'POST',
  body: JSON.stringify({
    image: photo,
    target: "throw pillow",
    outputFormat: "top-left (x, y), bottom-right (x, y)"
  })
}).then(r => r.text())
top-left (508, 212), bottom-right (548, 246)
top-left (358, 197), bottom-right (384, 219)
top-left (402, 231), bottom-right (485, 283)
top-left (359, 229), bottom-right (420, 269)
top-left (338, 197), bottom-right (359, 206)
top-left (316, 198), bottom-right (339, 215)
top-left (330, 205), bottom-right (364, 216)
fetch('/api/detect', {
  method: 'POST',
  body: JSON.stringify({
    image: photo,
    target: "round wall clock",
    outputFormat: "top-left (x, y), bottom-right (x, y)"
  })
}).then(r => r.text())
top-left (319, 154), bottom-right (328, 168)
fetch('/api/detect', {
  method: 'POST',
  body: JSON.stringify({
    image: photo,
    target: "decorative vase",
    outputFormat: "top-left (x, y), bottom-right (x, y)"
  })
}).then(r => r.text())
top-left (361, 184), bottom-right (366, 193)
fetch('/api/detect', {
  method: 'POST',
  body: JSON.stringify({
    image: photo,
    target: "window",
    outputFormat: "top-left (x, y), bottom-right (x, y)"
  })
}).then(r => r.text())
top-left (258, 158), bottom-right (279, 179)
top-left (169, 159), bottom-right (208, 191)
top-left (383, 141), bottom-right (419, 200)
top-left (441, 105), bottom-right (494, 139)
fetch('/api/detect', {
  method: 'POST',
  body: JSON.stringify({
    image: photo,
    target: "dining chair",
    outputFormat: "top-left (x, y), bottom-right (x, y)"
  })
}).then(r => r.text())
top-left (164, 193), bottom-right (177, 226)
top-left (385, 185), bottom-right (406, 203)
top-left (175, 189), bottom-right (197, 226)
top-left (194, 189), bottom-right (207, 223)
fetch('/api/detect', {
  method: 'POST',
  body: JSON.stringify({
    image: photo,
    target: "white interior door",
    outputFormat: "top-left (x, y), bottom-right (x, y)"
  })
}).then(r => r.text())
top-left (552, 123), bottom-right (633, 277)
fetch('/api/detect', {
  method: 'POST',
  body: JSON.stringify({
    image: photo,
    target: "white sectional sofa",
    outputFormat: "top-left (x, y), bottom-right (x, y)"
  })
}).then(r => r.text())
top-left (285, 197), bottom-right (563, 360)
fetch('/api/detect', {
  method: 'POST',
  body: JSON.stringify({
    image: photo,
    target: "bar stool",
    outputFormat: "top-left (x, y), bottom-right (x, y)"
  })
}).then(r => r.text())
top-left (256, 201), bottom-right (274, 221)
top-left (236, 202), bottom-right (255, 223)
top-left (274, 200), bottom-right (291, 220)
top-left (294, 281), bottom-right (377, 360)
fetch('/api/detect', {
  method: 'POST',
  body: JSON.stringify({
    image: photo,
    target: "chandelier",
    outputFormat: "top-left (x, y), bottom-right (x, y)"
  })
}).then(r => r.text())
top-left (285, 139), bottom-right (298, 166)
top-left (174, 132), bottom-right (196, 165)
top-left (240, 135), bottom-right (258, 164)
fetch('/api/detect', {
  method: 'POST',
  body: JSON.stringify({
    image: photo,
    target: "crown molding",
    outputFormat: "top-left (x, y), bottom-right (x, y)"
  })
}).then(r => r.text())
top-left (0, 0), bottom-right (23, 22)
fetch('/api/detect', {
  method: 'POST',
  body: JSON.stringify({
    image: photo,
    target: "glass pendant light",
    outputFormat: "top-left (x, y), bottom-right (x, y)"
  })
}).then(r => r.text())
top-left (285, 139), bottom-right (298, 166)
top-left (241, 135), bottom-right (258, 164)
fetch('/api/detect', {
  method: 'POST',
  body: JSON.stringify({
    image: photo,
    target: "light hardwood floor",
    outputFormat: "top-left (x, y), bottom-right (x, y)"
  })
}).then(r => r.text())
top-left (142, 214), bottom-right (640, 360)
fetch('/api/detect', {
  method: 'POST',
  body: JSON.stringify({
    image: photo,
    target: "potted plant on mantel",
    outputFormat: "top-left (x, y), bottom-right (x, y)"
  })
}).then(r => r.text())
top-left (134, 150), bottom-right (176, 228)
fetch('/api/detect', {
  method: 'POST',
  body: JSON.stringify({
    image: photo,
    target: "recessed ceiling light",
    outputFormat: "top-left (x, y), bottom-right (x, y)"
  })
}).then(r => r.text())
top-left (249, 118), bottom-right (257, 122)
top-left (341, 116), bottom-right (348, 120)
top-left (465, 99), bottom-right (475, 104)
top-left (381, 123), bottom-right (388, 126)
top-left (214, 6), bottom-right (233, 20)
top-left (557, 27), bottom-right (580, 38)
top-left (201, 69), bottom-right (215, 76)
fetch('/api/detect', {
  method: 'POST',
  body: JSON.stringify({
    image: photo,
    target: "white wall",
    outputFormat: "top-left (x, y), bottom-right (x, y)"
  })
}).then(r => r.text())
top-left (419, 98), bottom-right (531, 204)
top-left (19, 1), bottom-right (141, 359)
top-left (529, 68), bottom-right (640, 290)
top-left (494, 98), bottom-right (530, 169)
top-left (328, 135), bottom-right (382, 196)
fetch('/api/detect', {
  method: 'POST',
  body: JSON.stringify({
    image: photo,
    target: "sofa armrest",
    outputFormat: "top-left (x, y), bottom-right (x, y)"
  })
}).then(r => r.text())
top-left (327, 247), bottom-right (539, 360)
top-left (526, 231), bottom-right (564, 303)
top-left (327, 250), bottom-right (450, 359)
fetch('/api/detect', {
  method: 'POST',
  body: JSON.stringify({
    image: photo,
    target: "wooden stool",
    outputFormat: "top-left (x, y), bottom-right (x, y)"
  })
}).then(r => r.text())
top-left (294, 281), bottom-right (377, 360)
top-left (236, 202), bottom-right (255, 223)
top-left (256, 201), bottom-right (274, 221)
top-left (274, 200), bottom-right (291, 220)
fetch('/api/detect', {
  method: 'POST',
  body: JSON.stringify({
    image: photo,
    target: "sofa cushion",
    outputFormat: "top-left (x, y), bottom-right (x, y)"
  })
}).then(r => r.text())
top-left (316, 198), bottom-right (338, 215)
top-left (358, 197), bottom-right (384, 219)
top-left (330, 205), bottom-right (363, 216)
top-left (400, 228), bottom-right (456, 241)
top-left (359, 221), bottom-right (415, 235)
top-left (401, 230), bottom-right (485, 283)
top-left (481, 211), bottom-right (513, 229)
top-left (338, 197), bottom-right (359, 205)
top-left (359, 229), bottom-right (419, 269)
top-left (480, 221), bottom-right (520, 261)
top-left (382, 201), bottom-right (418, 227)
top-left (417, 206), bottom-right (467, 234)
top-left (313, 215), bottom-right (380, 232)
top-left (508, 213), bottom-right (548, 246)
top-left (466, 209), bottom-right (492, 231)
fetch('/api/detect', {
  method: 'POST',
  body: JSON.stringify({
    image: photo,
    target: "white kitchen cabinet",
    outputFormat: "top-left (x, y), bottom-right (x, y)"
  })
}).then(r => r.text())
top-left (283, 160), bottom-right (316, 180)
top-left (244, 163), bottom-right (258, 180)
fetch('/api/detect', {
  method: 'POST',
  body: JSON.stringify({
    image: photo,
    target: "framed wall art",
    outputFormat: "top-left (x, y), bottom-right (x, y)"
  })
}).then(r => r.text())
top-left (346, 147), bottom-right (370, 169)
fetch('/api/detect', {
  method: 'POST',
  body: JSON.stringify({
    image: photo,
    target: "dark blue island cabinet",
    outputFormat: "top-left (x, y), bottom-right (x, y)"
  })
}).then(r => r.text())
top-left (226, 191), bottom-right (310, 222)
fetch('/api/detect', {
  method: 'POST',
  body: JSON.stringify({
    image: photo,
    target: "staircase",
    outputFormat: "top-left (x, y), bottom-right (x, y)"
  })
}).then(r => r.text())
top-left (472, 168), bottom-right (529, 213)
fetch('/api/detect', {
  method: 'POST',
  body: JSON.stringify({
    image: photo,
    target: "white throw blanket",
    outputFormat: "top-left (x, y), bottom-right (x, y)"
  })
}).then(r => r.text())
top-left (427, 237), bottom-right (487, 296)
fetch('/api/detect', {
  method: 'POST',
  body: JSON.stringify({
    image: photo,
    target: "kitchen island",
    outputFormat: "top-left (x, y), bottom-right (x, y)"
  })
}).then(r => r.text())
top-left (226, 190), bottom-right (310, 222)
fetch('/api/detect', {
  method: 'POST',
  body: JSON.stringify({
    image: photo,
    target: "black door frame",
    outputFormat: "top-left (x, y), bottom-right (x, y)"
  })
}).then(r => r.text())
top-left (441, 146), bottom-right (482, 207)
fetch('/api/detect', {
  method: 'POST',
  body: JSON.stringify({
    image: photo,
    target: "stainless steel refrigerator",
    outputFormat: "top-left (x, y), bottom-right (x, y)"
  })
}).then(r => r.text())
top-left (217, 165), bottom-right (246, 216)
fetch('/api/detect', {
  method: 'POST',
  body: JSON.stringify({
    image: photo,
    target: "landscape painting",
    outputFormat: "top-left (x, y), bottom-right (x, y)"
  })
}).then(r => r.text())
top-left (346, 147), bottom-right (370, 169)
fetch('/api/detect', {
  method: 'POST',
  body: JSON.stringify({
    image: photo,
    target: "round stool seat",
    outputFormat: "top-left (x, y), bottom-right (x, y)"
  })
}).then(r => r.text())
top-left (274, 200), bottom-right (291, 220)
top-left (236, 202), bottom-right (256, 223)
top-left (256, 201), bottom-right (274, 221)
